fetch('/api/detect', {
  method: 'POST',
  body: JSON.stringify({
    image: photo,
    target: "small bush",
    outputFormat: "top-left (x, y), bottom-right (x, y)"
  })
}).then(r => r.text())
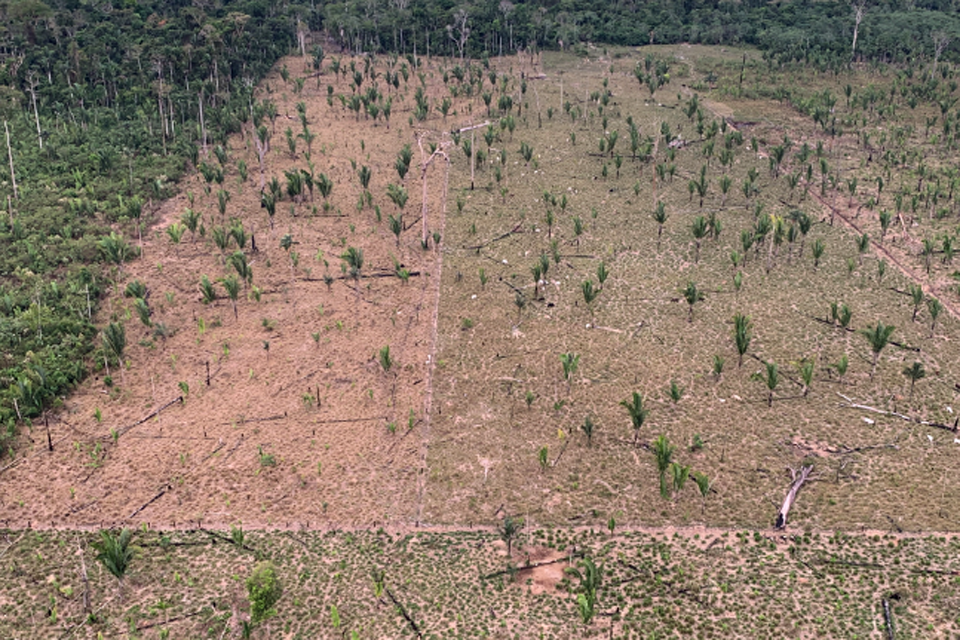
top-left (247, 561), bottom-right (282, 624)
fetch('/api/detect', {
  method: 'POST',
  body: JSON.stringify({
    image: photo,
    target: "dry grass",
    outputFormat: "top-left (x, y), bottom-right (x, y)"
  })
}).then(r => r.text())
top-left (0, 526), bottom-right (958, 638)
top-left (3, 43), bottom-right (960, 639)
top-left (424, 47), bottom-right (960, 532)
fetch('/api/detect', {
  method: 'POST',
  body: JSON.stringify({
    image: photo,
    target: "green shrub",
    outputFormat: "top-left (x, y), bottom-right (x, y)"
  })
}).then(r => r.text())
top-left (247, 561), bottom-right (282, 624)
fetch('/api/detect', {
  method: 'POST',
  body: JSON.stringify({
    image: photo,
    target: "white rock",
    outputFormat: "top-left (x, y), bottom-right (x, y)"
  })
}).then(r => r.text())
top-left (862, 417), bottom-right (875, 425)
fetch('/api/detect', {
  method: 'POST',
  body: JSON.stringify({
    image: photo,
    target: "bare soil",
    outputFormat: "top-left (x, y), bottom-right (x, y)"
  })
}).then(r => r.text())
top-left (0, 54), bottom-right (454, 530)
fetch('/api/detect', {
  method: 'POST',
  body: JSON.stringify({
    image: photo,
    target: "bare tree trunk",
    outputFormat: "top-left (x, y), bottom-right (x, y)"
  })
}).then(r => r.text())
top-left (776, 464), bottom-right (813, 529)
top-left (199, 91), bottom-right (207, 158)
top-left (28, 74), bottom-right (42, 150)
top-left (420, 155), bottom-right (430, 246)
top-left (5, 120), bottom-right (17, 199)
top-left (851, 0), bottom-right (866, 59)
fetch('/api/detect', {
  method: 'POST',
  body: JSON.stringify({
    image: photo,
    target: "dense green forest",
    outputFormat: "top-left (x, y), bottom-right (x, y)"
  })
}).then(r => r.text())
top-left (2, 0), bottom-right (960, 452)
top-left (0, 0), bottom-right (303, 445)
top-left (319, 0), bottom-right (960, 67)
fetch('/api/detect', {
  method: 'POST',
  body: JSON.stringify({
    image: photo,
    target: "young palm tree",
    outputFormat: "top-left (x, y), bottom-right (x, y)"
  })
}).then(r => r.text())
top-left (833, 354), bottom-right (850, 383)
top-left (733, 313), bottom-right (752, 367)
top-left (388, 214), bottom-right (403, 247)
top-left (909, 284), bottom-right (924, 322)
top-left (928, 297), bottom-right (944, 337)
top-left (719, 174), bottom-right (732, 208)
top-left (796, 211), bottom-right (812, 257)
top-left (316, 173), bottom-right (334, 201)
top-left (620, 392), bottom-right (649, 446)
top-left (682, 282), bottom-right (705, 322)
top-left (922, 238), bottom-right (935, 274)
top-left (181, 208), bottom-right (201, 243)
top-left (569, 557), bottom-right (602, 625)
top-left (499, 515), bottom-right (524, 557)
top-left (812, 238), bottom-right (825, 269)
top-left (596, 262), bottom-right (609, 288)
top-left (695, 164), bottom-right (709, 207)
top-left (342, 246), bottom-right (364, 308)
top-left (670, 462), bottom-right (691, 497)
top-left (691, 471), bottom-right (710, 515)
top-left (93, 528), bottom-right (135, 600)
top-left (134, 298), bottom-right (152, 327)
top-left (691, 216), bottom-right (708, 263)
top-left (228, 251), bottom-right (253, 286)
top-left (580, 415), bottom-right (596, 446)
top-left (102, 322), bottom-right (126, 384)
top-left (342, 247), bottom-right (364, 283)
top-left (216, 189), bottom-right (231, 219)
top-left (98, 232), bottom-right (134, 288)
top-left (859, 321), bottom-right (895, 378)
top-left (753, 361), bottom-right (779, 407)
top-left (531, 263), bottom-right (543, 300)
top-left (902, 361), bottom-right (926, 399)
top-left (220, 275), bottom-right (241, 320)
top-left (652, 201), bottom-right (668, 251)
top-left (514, 291), bottom-right (526, 323)
top-left (653, 435), bottom-right (675, 499)
top-left (581, 280), bottom-right (599, 309)
top-left (386, 183), bottom-right (408, 212)
top-left (229, 222), bottom-right (248, 251)
top-left (284, 168), bottom-right (304, 203)
top-left (260, 192), bottom-right (277, 230)
top-left (199, 275), bottom-right (217, 305)
top-left (560, 352), bottom-right (580, 382)
top-left (166, 222), bottom-right (185, 256)
top-left (856, 233), bottom-right (870, 266)
top-left (358, 165), bottom-right (372, 191)
top-left (879, 209), bottom-right (892, 243)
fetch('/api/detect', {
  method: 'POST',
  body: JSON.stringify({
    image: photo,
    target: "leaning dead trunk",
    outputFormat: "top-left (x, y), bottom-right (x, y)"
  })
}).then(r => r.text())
top-left (776, 464), bottom-right (813, 529)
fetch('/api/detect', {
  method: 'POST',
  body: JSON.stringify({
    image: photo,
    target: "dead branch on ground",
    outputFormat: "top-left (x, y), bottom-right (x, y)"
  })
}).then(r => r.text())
top-left (837, 392), bottom-right (958, 432)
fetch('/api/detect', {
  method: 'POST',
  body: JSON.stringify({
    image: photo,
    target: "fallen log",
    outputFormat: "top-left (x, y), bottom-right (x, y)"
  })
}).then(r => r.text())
top-left (837, 392), bottom-right (958, 432)
top-left (385, 588), bottom-right (422, 639)
top-left (882, 598), bottom-right (895, 640)
top-left (464, 222), bottom-right (523, 251)
top-left (776, 464), bottom-right (813, 529)
top-left (128, 485), bottom-right (172, 519)
top-left (115, 397), bottom-right (183, 438)
top-left (136, 610), bottom-right (205, 632)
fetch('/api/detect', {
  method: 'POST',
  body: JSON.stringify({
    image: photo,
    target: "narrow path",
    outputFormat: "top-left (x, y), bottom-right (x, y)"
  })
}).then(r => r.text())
top-left (413, 140), bottom-right (451, 526)
top-left (8, 519), bottom-right (959, 543)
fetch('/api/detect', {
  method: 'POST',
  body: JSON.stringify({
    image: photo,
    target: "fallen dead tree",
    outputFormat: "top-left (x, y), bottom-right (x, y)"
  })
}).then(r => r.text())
top-left (776, 464), bottom-right (813, 529)
top-left (114, 396), bottom-right (183, 439)
top-left (837, 392), bottom-right (958, 432)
